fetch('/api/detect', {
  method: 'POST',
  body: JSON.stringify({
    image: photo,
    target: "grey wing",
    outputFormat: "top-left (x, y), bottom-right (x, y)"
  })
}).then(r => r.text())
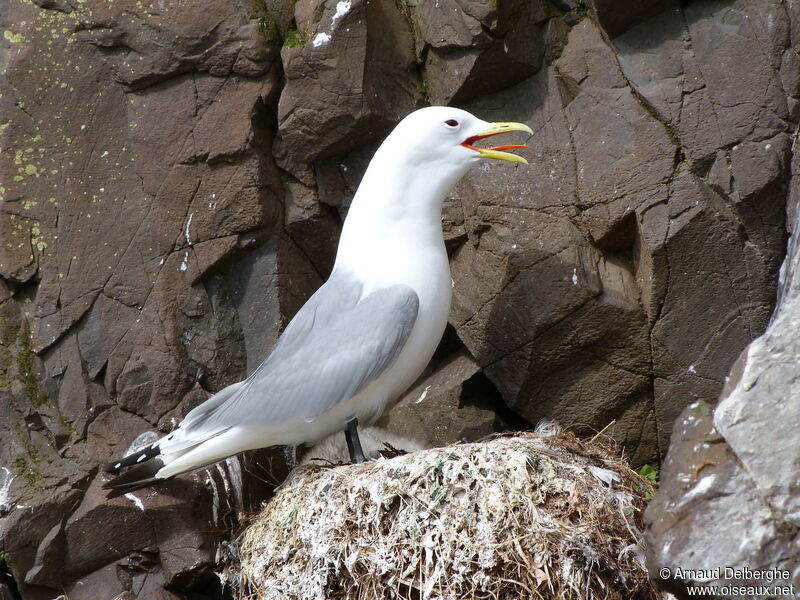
top-left (181, 273), bottom-right (419, 434)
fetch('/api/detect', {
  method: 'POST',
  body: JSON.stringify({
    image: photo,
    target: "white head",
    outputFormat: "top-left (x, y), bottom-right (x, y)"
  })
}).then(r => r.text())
top-left (336, 106), bottom-right (533, 267)
top-left (371, 106), bottom-right (532, 187)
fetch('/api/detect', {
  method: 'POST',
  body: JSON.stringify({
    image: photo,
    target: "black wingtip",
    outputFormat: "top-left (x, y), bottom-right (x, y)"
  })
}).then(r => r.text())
top-left (103, 458), bottom-right (166, 498)
top-left (105, 444), bottom-right (161, 474)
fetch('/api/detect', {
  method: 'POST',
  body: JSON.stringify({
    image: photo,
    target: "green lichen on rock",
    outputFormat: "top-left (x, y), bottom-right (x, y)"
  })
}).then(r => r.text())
top-left (11, 416), bottom-right (52, 490)
top-left (14, 322), bottom-right (48, 408)
top-left (0, 306), bottom-right (20, 392)
top-left (3, 29), bottom-right (27, 44)
top-left (258, 16), bottom-right (281, 41)
top-left (282, 29), bottom-right (308, 48)
top-left (30, 222), bottom-right (47, 253)
top-left (0, 309), bottom-right (17, 347)
top-left (12, 456), bottom-right (41, 490)
top-left (252, 0), bottom-right (308, 50)
top-left (252, 0), bottom-right (282, 42)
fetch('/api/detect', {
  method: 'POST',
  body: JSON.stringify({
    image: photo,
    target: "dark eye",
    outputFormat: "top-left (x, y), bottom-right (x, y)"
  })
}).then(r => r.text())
top-left (444, 119), bottom-right (459, 127)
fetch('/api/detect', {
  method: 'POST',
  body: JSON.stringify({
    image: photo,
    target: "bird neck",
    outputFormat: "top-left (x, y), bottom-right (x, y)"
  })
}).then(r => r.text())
top-left (333, 153), bottom-right (461, 275)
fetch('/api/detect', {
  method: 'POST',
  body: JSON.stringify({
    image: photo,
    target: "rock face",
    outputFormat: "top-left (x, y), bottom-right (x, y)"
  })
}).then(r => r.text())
top-left (448, 0), bottom-right (793, 465)
top-left (644, 203), bottom-right (800, 597)
top-left (0, 0), bottom-right (797, 597)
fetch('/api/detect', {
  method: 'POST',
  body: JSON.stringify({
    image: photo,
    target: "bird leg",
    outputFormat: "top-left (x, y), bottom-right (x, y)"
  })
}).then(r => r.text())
top-left (345, 417), bottom-right (367, 464)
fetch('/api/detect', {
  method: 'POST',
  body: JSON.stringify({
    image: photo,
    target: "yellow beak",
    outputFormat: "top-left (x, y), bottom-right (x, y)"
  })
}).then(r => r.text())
top-left (462, 122), bottom-right (534, 164)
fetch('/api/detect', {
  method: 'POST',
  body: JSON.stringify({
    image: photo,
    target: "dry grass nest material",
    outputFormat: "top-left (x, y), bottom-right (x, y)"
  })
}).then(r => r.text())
top-left (237, 428), bottom-right (657, 600)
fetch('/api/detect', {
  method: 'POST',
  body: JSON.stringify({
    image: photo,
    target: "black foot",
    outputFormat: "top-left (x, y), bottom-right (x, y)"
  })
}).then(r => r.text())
top-left (345, 417), bottom-right (367, 464)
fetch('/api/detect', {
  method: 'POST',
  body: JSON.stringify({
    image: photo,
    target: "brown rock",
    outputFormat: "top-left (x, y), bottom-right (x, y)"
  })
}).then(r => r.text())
top-left (587, 0), bottom-right (678, 38)
top-left (187, 78), bottom-right (274, 165)
top-left (78, 0), bottom-right (278, 88)
top-left (276, 0), bottom-right (421, 166)
top-left (556, 21), bottom-right (676, 239)
top-left (409, 0), bottom-right (548, 105)
top-left (615, 1), bottom-right (792, 201)
top-left (443, 6), bottom-right (789, 463)
top-left (0, 487), bottom-right (84, 599)
top-left (61, 466), bottom-right (221, 588)
top-left (282, 176), bottom-right (341, 277)
top-left (0, 0), bottom-right (300, 596)
top-left (64, 475), bottom-right (157, 577)
top-left (23, 523), bottom-right (64, 587)
top-left (445, 51), bottom-right (666, 460)
top-left (0, 212), bottom-right (37, 284)
top-left (647, 172), bottom-right (775, 449)
top-left (52, 339), bottom-right (111, 439)
top-left (222, 235), bottom-right (323, 373)
top-left (64, 562), bottom-right (132, 600)
top-left (646, 164), bottom-right (800, 595)
top-left (383, 351), bottom-right (499, 447)
top-left (76, 294), bottom-right (140, 380)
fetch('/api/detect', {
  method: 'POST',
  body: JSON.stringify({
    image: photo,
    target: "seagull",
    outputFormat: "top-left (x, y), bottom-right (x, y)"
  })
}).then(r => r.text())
top-left (103, 106), bottom-right (531, 495)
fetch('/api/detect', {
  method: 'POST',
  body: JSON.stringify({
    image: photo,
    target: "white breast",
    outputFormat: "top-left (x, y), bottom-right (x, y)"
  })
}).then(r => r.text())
top-left (373, 240), bottom-right (453, 397)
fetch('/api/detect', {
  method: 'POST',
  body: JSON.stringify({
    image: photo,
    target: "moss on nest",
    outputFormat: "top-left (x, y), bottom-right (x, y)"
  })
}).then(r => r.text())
top-left (237, 428), bottom-right (657, 600)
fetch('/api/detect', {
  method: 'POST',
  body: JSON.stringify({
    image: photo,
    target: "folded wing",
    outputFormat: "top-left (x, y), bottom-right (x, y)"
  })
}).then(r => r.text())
top-left (184, 273), bottom-right (420, 434)
top-left (105, 271), bottom-right (421, 494)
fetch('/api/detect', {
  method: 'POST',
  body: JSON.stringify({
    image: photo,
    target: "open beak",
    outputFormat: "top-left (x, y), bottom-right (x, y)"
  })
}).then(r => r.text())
top-left (461, 122), bottom-right (533, 164)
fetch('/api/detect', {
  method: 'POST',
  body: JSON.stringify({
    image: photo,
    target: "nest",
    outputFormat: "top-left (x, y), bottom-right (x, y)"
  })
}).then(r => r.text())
top-left (237, 428), bottom-right (657, 600)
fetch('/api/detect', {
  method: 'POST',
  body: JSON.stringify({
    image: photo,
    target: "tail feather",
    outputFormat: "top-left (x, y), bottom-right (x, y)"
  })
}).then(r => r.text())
top-left (103, 426), bottom-right (234, 498)
top-left (103, 458), bottom-right (166, 498)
